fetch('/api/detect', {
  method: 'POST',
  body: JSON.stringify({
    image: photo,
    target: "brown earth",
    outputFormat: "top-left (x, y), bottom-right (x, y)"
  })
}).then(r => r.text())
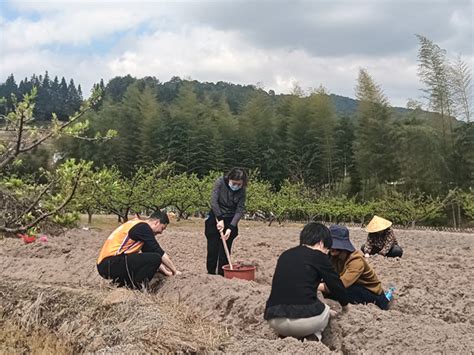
top-left (1, 218), bottom-right (473, 354)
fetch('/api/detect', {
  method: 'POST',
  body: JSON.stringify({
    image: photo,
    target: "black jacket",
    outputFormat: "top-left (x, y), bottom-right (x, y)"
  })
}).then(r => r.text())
top-left (265, 245), bottom-right (348, 319)
top-left (210, 176), bottom-right (246, 227)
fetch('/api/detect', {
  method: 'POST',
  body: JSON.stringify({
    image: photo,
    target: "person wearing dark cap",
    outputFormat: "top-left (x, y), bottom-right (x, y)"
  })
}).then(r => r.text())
top-left (97, 210), bottom-right (181, 289)
top-left (265, 222), bottom-right (349, 341)
top-left (319, 224), bottom-right (389, 310)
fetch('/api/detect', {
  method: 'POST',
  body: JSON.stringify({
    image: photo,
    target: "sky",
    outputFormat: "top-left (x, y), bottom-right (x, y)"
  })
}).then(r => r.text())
top-left (0, 0), bottom-right (473, 107)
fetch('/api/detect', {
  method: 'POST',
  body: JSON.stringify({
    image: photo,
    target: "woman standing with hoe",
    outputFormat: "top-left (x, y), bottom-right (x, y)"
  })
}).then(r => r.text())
top-left (205, 168), bottom-right (247, 276)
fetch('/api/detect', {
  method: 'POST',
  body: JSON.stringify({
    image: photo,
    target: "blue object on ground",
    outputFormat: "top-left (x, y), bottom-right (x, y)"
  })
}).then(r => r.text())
top-left (385, 286), bottom-right (396, 301)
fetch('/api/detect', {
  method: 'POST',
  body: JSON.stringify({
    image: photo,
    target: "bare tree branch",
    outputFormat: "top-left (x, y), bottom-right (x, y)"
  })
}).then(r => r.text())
top-left (19, 109), bottom-right (89, 155)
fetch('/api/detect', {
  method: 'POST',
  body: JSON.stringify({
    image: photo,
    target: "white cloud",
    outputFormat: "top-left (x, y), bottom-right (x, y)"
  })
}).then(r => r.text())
top-left (0, 0), bottom-right (472, 108)
top-left (102, 26), bottom-right (423, 106)
top-left (1, 8), bottom-right (152, 51)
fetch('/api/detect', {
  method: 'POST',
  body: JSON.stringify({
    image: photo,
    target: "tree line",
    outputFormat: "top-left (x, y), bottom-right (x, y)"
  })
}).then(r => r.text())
top-left (0, 71), bottom-right (83, 121)
top-left (2, 160), bottom-right (473, 233)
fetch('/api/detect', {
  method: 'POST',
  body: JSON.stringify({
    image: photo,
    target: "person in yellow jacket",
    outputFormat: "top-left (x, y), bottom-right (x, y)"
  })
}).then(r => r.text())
top-left (97, 210), bottom-right (180, 288)
top-left (319, 225), bottom-right (389, 310)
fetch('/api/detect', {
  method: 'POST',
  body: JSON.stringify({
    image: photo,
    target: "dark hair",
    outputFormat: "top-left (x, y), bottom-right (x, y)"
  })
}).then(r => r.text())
top-left (225, 167), bottom-right (248, 187)
top-left (300, 222), bottom-right (333, 248)
top-left (369, 228), bottom-right (390, 238)
top-left (149, 210), bottom-right (170, 224)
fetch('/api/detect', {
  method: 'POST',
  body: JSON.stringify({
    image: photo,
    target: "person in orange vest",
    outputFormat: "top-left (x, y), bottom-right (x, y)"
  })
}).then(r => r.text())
top-left (97, 210), bottom-right (180, 288)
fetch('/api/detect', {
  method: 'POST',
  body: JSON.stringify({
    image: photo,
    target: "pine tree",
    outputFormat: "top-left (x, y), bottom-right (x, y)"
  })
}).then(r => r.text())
top-left (115, 84), bottom-right (146, 174)
top-left (238, 93), bottom-right (279, 183)
top-left (353, 69), bottom-right (398, 197)
top-left (307, 86), bottom-right (338, 188)
top-left (35, 71), bottom-right (51, 120)
top-left (164, 83), bottom-right (204, 174)
top-left (272, 96), bottom-right (294, 186)
top-left (333, 116), bottom-right (356, 193)
top-left (416, 35), bottom-right (455, 148)
top-left (450, 122), bottom-right (474, 189)
top-left (138, 85), bottom-right (162, 165)
top-left (59, 77), bottom-right (68, 103)
top-left (212, 95), bottom-right (237, 172)
top-left (77, 84), bottom-right (83, 100)
top-left (449, 56), bottom-right (472, 123)
top-left (286, 95), bottom-right (322, 185)
top-left (50, 76), bottom-right (62, 119)
top-left (191, 95), bottom-right (228, 175)
top-left (66, 79), bottom-right (82, 116)
top-left (253, 94), bottom-right (278, 181)
top-left (0, 74), bottom-right (18, 114)
top-left (395, 121), bottom-right (447, 194)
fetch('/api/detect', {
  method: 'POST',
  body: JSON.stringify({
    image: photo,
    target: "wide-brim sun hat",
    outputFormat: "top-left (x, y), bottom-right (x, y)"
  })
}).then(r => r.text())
top-left (366, 215), bottom-right (392, 233)
top-left (329, 225), bottom-right (355, 252)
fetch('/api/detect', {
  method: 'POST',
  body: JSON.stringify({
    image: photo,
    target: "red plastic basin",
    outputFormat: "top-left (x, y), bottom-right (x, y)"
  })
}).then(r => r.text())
top-left (222, 264), bottom-right (256, 281)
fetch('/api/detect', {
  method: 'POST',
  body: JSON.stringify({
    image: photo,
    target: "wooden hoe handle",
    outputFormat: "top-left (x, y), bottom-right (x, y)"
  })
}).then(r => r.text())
top-left (219, 229), bottom-right (233, 270)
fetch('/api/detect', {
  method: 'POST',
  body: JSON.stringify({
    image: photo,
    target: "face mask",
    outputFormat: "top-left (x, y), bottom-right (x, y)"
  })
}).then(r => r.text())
top-left (229, 183), bottom-right (241, 191)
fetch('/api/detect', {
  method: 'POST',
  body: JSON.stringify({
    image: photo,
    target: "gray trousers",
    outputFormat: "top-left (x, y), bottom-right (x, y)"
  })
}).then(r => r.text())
top-left (267, 304), bottom-right (330, 340)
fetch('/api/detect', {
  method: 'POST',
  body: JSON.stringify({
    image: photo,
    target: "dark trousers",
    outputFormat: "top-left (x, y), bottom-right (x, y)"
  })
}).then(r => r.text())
top-left (346, 284), bottom-right (389, 310)
top-left (97, 253), bottom-right (162, 289)
top-left (205, 214), bottom-right (238, 276)
top-left (361, 244), bottom-right (403, 258)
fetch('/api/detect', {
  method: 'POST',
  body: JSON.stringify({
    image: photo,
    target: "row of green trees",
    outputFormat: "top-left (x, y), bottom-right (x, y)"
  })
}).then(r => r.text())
top-left (2, 160), bottom-right (473, 232)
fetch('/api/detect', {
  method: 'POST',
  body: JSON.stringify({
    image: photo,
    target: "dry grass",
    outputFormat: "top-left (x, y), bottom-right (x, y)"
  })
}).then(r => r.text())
top-left (79, 214), bottom-right (120, 231)
top-left (142, 289), bottom-right (230, 352)
top-left (0, 320), bottom-right (73, 355)
top-left (1, 280), bottom-right (229, 353)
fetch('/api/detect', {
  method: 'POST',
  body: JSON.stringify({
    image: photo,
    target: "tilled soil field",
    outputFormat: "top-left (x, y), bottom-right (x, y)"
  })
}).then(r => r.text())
top-left (1, 218), bottom-right (473, 353)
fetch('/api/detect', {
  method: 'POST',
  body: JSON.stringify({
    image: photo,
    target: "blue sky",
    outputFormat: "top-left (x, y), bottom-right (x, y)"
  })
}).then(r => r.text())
top-left (0, 0), bottom-right (472, 107)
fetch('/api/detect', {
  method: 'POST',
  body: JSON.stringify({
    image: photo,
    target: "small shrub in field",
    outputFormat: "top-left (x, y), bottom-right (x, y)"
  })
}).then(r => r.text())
top-left (52, 212), bottom-right (80, 228)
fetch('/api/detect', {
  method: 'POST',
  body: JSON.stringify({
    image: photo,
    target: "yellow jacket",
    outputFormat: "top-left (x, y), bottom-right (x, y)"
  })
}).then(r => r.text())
top-left (330, 251), bottom-right (383, 295)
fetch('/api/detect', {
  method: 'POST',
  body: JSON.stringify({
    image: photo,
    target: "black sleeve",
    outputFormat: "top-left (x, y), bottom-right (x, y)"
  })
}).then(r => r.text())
top-left (211, 178), bottom-right (224, 220)
top-left (317, 255), bottom-right (349, 306)
top-left (128, 222), bottom-right (165, 256)
top-left (230, 188), bottom-right (246, 227)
